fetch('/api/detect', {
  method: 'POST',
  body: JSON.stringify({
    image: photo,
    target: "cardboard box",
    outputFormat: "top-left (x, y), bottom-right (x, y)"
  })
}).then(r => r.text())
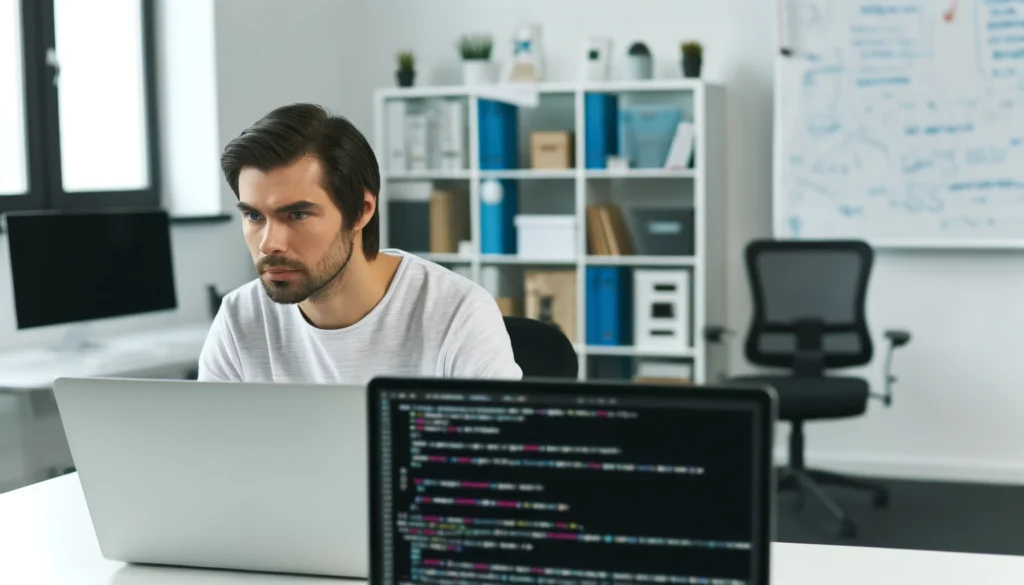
top-left (530, 131), bottom-right (574, 169)
top-left (524, 270), bottom-right (577, 344)
top-left (429, 189), bottom-right (469, 254)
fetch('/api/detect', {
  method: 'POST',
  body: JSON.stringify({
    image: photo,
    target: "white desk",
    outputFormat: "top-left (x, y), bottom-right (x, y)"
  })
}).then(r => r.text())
top-left (2, 474), bottom-right (1022, 585)
top-left (0, 324), bottom-right (211, 491)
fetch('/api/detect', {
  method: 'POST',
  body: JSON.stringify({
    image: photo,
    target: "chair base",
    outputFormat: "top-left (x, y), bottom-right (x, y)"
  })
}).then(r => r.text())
top-left (778, 467), bottom-right (889, 538)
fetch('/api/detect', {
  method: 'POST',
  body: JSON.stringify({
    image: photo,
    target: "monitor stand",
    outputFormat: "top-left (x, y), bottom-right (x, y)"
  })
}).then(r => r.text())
top-left (52, 324), bottom-right (103, 354)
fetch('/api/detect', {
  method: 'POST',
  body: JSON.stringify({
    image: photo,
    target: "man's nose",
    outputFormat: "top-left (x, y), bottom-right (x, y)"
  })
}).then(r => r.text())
top-left (258, 220), bottom-right (288, 256)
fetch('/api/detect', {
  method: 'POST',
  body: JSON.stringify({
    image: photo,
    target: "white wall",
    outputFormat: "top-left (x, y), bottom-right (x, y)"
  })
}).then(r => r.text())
top-left (325, 0), bottom-right (1022, 484)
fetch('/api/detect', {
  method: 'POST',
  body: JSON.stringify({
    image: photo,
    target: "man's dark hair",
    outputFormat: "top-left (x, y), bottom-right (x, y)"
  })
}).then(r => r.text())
top-left (221, 103), bottom-right (381, 259)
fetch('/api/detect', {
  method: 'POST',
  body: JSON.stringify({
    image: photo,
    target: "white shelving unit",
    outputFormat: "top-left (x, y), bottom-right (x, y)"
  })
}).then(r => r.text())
top-left (373, 80), bottom-right (728, 383)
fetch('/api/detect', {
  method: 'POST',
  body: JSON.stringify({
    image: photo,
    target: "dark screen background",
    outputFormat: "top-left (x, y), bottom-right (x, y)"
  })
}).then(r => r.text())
top-left (378, 391), bottom-right (762, 585)
top-left (6, 211), bottom-right (177, 329)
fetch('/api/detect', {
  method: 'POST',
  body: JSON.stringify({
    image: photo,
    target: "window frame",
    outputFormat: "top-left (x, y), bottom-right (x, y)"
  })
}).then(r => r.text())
top-left (1, 0), bottom-right (161, 215)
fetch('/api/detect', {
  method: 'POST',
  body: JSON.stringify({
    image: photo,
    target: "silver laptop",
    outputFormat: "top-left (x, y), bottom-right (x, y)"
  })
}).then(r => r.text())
top-left (52, 377), bottom-right (368, 578)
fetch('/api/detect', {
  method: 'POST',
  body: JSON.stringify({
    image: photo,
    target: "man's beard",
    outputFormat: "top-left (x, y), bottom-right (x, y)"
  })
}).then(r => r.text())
top-left (256, 230), bottom-right (355, 304)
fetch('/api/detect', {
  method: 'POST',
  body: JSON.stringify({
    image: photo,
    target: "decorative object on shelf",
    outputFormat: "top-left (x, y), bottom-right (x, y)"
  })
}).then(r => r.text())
top-left (396, 51), bottom-right (415, 87)
top-left (530, 131), bottom-right (574, 169)
top-left (681, 41), bottom-right (703, 78)
top-left (581, 37), bottom-right (613, 81)
top-left (510, 23), bottom-right (544, 83)
top-left (459, 34), bottom-right (494, 85)
top-left (626, 42), bottom-right (653, 80)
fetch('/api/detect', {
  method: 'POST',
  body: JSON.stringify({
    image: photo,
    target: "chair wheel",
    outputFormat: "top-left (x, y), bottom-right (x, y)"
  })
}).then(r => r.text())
top-left (839, 519), bottom-right (857, 538)
top-left (873, 491), bottom-right (889, 509)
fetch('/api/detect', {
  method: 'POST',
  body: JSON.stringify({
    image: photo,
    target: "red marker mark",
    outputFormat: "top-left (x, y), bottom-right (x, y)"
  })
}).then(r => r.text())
top-left (943, 0), bottom-right (958, 22)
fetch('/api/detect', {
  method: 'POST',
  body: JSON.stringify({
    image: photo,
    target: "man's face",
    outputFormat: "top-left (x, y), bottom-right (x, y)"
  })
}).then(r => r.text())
top-left (236, 156), bottom-right (354, 304)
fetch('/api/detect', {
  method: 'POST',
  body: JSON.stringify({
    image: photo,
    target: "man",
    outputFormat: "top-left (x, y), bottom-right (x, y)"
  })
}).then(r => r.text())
top-left (198, 103), bottom-right (522, 383)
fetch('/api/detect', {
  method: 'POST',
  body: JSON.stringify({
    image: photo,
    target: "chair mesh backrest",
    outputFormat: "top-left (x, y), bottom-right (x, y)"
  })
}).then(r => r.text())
top-left (503, 316), bottom-right (579, 378)
top-left (744, 240), bottom-right (874, 369)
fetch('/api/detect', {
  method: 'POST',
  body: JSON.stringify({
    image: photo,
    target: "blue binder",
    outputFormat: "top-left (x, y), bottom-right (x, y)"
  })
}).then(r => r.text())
top-left (585, 268), bottom-right (604, 345)
top-left (590, 267), bottom-right (632, 346)
top-left (478, 100), bottom-right (519, 170)
top-left (480, 179), bottom-right (518, 255)
top-left (585, 94), bottom-right (619, 169)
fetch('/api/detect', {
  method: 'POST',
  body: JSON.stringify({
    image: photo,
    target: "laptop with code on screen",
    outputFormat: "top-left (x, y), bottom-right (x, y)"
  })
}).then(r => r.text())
top-left (367, 378), bottom-right (776, 585)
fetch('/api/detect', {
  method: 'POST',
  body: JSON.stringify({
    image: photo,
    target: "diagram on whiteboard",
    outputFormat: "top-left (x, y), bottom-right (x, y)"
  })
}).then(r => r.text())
top-left (776, 0), bottom-right (1024, 243)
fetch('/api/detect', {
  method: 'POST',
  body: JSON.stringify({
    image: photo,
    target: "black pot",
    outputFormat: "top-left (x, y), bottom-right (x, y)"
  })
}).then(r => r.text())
top-left (396, 69), bottom-right (415, 87)
top-left (682, 55), bottom-right (702, 78)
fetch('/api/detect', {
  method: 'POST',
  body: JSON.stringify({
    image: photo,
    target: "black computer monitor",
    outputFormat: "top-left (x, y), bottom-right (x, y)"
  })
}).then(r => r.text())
top-left (5, 209), bottom-right (177, 332)
top-left (368, 378), bottom-right (775, 585)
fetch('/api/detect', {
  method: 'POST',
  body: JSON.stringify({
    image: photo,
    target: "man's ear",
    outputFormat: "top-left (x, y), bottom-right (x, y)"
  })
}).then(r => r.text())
top-left (354, 189), bottom-right (376, 231)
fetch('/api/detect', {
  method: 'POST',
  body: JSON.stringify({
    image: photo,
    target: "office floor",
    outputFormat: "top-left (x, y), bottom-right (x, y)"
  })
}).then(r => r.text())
top-left (777, 476), bottom-right (1024, 556)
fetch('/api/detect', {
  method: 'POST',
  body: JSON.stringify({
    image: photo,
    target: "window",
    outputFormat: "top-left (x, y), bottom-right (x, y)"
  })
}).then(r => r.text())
top-left (0, 0), bottom-right (159, 214)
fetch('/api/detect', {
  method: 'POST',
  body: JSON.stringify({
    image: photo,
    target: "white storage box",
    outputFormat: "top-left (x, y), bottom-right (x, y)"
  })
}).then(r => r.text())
top-left (633, 269), bottom-right (691, 351)
top-left (515, 215), bottom-right (577, 260)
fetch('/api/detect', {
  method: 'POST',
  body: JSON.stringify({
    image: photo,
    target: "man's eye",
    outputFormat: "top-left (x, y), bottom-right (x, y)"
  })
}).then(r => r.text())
top-left (290, 211), bottom-right (310, 220)
top-left (245, 212), bottom-right (263, 222)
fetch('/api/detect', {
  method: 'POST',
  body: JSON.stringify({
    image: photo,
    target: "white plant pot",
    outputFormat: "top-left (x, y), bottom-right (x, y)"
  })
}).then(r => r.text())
top-left (462, 60), bottom-right (493, 85)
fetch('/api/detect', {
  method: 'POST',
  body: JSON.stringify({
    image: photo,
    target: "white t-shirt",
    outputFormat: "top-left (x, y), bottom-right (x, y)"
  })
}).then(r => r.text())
top-left (197, 251), bottom-right (522, 384)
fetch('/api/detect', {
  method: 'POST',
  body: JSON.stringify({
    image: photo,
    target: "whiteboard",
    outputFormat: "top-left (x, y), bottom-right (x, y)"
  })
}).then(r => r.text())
top-left (774, 0), bottom-right (1024, 247)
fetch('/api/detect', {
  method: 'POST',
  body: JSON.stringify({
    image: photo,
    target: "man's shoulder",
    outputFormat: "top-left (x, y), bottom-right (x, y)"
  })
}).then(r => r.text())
top-left (218, 279), bottom-right (272, 322)
top-left (394, 251), bottom-right (493, 305)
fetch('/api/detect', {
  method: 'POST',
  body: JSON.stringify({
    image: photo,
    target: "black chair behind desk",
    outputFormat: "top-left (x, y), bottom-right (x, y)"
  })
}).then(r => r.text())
top-left (503, 316), bottom-right (579, 379)
top-left (706, 240), bottom-right (911, 538)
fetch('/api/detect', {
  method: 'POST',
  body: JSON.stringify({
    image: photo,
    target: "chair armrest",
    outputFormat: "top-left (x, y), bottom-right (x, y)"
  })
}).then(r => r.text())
top-left (703, 325), bottom-right (735, 344)
top-left (885, 329), bottom-right (911, 348)
top-left (873, 328), bottom-right (912, 407)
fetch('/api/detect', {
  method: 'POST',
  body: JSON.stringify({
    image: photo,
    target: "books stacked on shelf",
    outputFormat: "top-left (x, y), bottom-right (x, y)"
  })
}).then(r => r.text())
top-left (586, 204), bottom-right (634, 255)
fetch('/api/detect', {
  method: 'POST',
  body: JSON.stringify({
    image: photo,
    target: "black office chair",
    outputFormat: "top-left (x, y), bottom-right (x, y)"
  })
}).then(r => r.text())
top-left (706, 240), bottom-right (911, 538)
top-left (503, 316), bottom-right (579, 379)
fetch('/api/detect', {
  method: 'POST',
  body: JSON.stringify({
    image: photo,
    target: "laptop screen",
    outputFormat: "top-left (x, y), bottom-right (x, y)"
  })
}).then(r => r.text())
top-left (368, 379), bottom-right (773, 585)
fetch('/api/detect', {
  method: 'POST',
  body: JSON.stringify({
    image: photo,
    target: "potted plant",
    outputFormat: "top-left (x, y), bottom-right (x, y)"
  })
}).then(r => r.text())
top-left (626, 42), bottom-right (653, 81)
top-left (459, 34), bottom-right (493, 85)
top-left (682, 41), bottom-right (703, 78)
top-left (396, 51), bottom-right (415, 87)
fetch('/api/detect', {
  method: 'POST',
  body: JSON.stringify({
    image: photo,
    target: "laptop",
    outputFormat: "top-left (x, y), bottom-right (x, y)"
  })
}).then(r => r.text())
top-left (367, 377), bottom-right (776, 585)
top-left (52, 377), bottom-right (368, 578)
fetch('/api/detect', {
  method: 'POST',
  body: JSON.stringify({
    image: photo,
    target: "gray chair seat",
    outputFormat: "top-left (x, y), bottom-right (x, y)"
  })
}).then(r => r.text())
top-left (729, 375), bottom-right (869, 420)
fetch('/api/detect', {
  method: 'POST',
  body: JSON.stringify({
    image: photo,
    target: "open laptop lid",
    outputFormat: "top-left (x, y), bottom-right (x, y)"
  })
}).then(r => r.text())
top-left (367, 377), bottom-right (776, 585)
top-left (53, 377), bottom-right (368, 578)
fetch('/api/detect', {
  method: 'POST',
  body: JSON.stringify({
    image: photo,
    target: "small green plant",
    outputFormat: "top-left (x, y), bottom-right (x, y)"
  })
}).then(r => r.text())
top-left (682, 41), bottom-right (703, 60)
top-left (397, 51), bottom-right (415, 72)
top-left (459, 34), bottom-right (493, 60)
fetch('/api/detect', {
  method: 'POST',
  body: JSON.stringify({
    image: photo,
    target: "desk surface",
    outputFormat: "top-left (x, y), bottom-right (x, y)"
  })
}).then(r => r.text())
top-left (0, 324), bottom-right (211, 391)
top-left (2, 474), bottom-right (1022, 585)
